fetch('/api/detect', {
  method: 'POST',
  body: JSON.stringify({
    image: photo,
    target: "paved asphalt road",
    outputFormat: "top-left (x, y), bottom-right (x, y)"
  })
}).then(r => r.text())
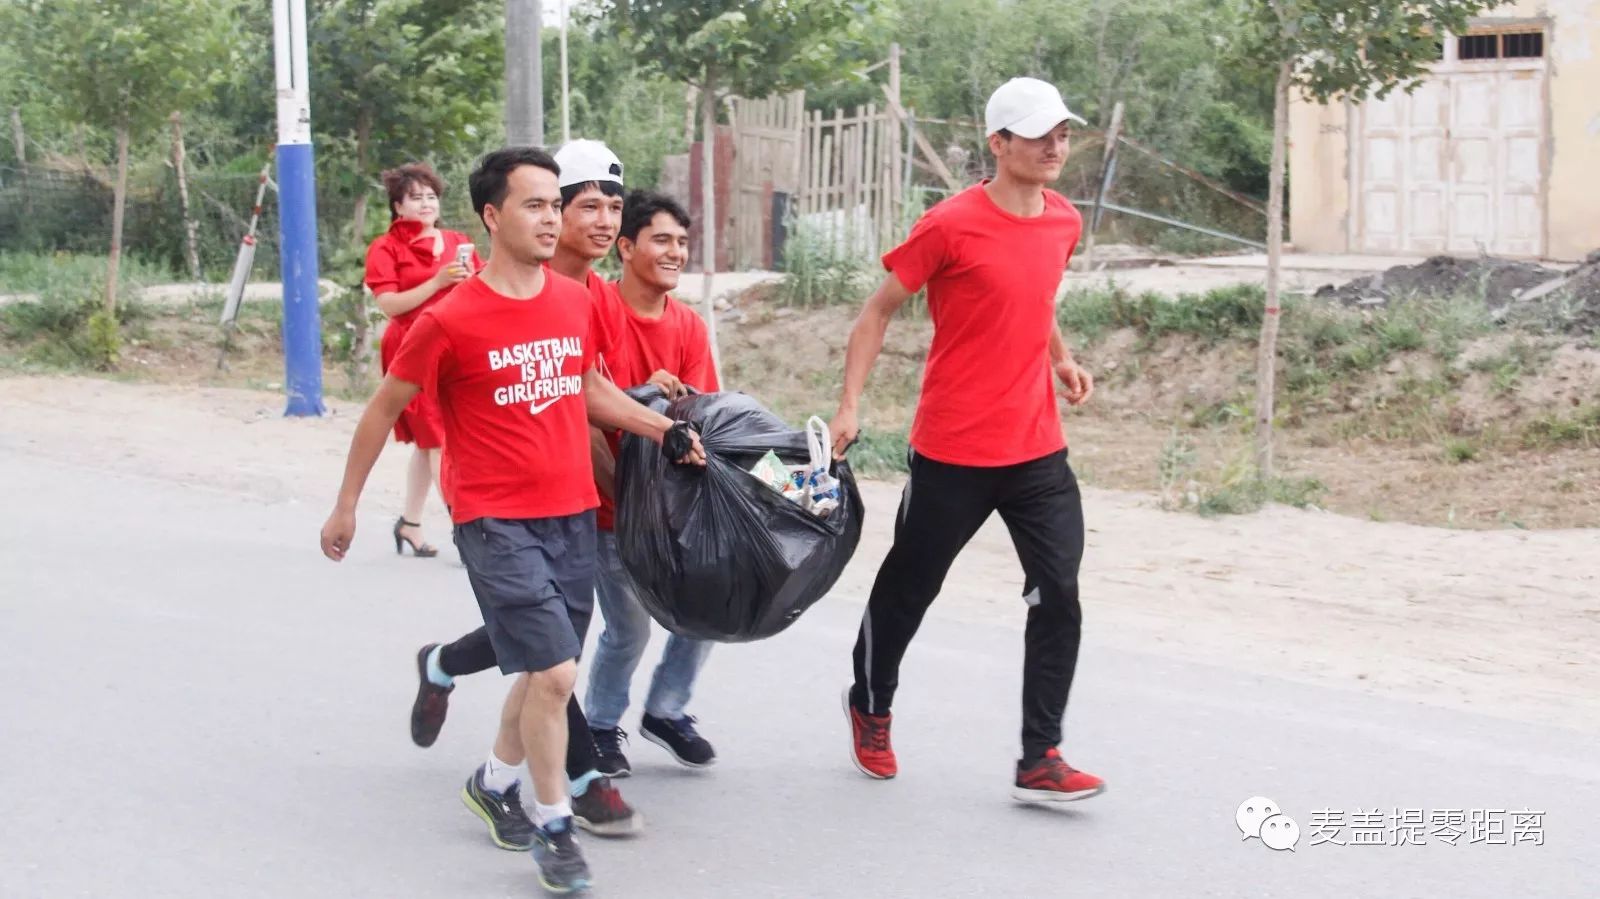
top-left (2, 447), bottom-right (1595, 897)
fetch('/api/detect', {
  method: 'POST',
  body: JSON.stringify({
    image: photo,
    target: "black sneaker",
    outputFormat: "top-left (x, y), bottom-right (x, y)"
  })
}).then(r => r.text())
top-left (532, 817), bottom-right (592, 894)
top-left (572, 775), bottom-right (643, 836)
top-left (411, 644), bottom-right (453, 747)
top-left (590, 727), bottom-right (632, 778)
top-left (459, 765), bottom-right (535, 851)
top-left (640, 714), bottom-right (717, 768)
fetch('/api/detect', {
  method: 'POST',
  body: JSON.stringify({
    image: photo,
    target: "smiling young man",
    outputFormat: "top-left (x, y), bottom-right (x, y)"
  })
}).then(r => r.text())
top-left (320, 146), bottom-right (704, 894)
top-left (583, 191), bottom-right (721, 776)
top-left (405, 140), bottom-right (645, 841)
top-left (830, 77), bottom-right (1106, 803)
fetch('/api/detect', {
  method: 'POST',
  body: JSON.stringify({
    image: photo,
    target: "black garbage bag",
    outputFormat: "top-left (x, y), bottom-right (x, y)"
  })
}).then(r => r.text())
top-left (614, 387), bottom-right (864, 642)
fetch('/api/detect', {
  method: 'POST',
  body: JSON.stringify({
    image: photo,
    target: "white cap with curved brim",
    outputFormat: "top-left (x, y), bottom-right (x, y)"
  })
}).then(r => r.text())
top-left (985, 77), bottom-right (1087, 138)
top-left (553, 139), bottom-right (624, 188)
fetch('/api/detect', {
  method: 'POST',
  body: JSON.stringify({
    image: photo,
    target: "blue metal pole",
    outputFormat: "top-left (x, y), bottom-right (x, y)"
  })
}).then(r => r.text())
top-left (277, 143), bottom-right (324, 415)
top-left (275, 0), bottom-right (324, 416)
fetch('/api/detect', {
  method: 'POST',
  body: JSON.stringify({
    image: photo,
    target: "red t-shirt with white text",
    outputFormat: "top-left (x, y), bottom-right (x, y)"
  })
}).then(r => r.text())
top-left (593, 279), bottom-right (718, 531)
top-left (389, 270), bottom-right (598, 524)
top-left (882, 183), bottom-right (1081, 467)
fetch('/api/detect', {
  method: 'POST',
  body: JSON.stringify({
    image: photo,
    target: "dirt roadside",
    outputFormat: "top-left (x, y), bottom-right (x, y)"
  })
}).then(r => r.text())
top-left (3, 375), bottom-right (1596, 733)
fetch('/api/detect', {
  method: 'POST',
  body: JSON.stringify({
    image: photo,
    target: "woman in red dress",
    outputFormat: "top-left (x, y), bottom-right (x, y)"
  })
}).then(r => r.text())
top-left (363, 163), bottom-right (481, 557)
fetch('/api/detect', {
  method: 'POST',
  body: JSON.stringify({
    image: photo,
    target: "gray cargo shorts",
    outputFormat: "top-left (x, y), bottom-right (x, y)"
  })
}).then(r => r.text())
top-left (452, 512), bottom-right (597, 675)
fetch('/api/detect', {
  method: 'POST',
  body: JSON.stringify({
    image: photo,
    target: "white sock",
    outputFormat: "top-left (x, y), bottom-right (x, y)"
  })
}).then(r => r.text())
top-left (533, 799), bottom-right (573, 827)
top-left (482, 751), bottom-right (521, 793)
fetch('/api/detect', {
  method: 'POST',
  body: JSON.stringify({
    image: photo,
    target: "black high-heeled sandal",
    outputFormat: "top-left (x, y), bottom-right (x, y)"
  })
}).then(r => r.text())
top-left (393, 517), bottom-right (439, 558)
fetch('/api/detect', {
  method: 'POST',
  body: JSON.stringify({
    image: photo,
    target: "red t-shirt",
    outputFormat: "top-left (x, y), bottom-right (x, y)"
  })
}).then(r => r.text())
top-left (388, 269), bottom-right (599, 524)
top-left (583, 269), bottom-right (628, 380)
top-left (593, 279), bottom-right (718, 531)
top-left (882, 183), bottom-right (1081, 467)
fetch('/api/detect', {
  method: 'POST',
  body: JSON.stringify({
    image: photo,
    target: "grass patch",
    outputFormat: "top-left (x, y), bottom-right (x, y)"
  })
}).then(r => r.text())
top-left (1193, 475), bottom-right (1327, 516)
top-left (1522, 405), bottom-right (1600, 449)
top-left (1149, 430), bottom-right (1325, 517)
top-left (844, 427), bottom-right (910, 478)
top-left (1156, 429), bottom-right (1198, 509)
top-left (0, 251), bottom-right (172, 369)
top-left (1063, 285), bottom-right (1499, 393)
top-left (1058, 283), bottom-right (1266, 345)
top-left (1, 285), bottom-right (152, 370)
top-left (0, 251), bottom-right (178, 295)
top-left (1468, 336), bottom-right (1546, 396)
top-left (774, 219), bottom-right (877, 308)
top-left (1442, 438), bottom-right (1479, 464)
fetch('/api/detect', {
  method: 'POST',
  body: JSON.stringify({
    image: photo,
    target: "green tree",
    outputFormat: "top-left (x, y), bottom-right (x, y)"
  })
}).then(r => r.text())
top-left (874, 0), bottom-right (1272, 194)
top-left (1230, 0), bottom-right (1506, 476)
top-left (9, 0), bottom-right (239, 362)
top-left (309, 0), bottom-right (503, 244)
top-left (541, 22), bottom-right (692, 191)
top-left (603, 0), bottom-right (875, 372)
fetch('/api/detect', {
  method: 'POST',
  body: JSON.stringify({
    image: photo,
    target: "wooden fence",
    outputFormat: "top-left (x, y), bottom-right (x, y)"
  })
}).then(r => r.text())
top-left (728, 92), bottom-right (908, 268)
top-left (727, 92), bottom-right (805, 270)
top-left (795, 102), bottom-right (903, 259)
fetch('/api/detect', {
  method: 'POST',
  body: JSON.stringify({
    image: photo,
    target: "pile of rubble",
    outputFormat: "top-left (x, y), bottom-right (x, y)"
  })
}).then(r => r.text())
top-left (1313, 252), bottom-right (1600, 336)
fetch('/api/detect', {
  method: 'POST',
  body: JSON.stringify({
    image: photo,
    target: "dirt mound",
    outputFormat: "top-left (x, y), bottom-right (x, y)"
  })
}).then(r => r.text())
top-left (1314, 255), bottom-right (1562, 308)
top-left (1554, 257), bottom-right (1600, 335)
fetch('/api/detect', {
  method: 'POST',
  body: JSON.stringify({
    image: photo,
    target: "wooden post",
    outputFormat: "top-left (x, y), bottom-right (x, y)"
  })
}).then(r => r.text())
top-left (106, 124), bottom-right (131, 317)
top-left (170, 112), bottom-right (203, 281)
top-left (888, 43), bottom-right (903, 229)
top-left (788, 92), bottom-right (805, 209)
top-left (877, 82), bottom-right (960, 192)
top-left (830, 105), bottom-right (845, 216)
top-left (848, 107), bottom-right (862, 248)
top-left (903, 108), bottom-right (916, 220)
top-left (699, 78), bottom-right (721, 377)
top-left (1254, 62), bottom-right (1292, 479)
top-left (808, 109), bottom-right (822, 218)
top-left (1082, 100), bottom-right (1123, 272)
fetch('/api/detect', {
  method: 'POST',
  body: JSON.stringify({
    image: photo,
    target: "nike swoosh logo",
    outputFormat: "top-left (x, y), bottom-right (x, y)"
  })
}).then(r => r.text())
top-left (528, 398), bottom-right (559, 415)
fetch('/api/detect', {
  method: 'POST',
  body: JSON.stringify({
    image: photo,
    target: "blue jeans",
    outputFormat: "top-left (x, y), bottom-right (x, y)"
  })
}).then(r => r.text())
top-left (584, 531), bottom-right (713, 730)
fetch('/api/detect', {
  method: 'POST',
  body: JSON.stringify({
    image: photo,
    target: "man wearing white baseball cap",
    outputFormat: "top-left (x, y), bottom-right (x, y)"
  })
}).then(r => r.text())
top-left (831, 75), bottom-right (1105, 803)
top-left (547, 143), bottom-right (724, 778)
top-left (551, 139), bottom-right (627, 299)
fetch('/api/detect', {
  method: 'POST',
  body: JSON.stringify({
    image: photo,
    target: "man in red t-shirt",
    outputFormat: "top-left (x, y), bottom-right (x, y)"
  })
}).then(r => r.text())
top-left (582, 191), bottom-right (721, 776)
top-left (319, 147), bottom-right (704, 894)
top-left (830, 77), bottom-right (1106, 803)
top-left (407, 139), bottom-right (647, 840)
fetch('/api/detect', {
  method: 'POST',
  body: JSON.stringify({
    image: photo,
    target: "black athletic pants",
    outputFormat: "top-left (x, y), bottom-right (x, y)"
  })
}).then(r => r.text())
top-left (848, 448), bottom-right (1086, 762)
top-left (437, 627), bottom-right (601, 781)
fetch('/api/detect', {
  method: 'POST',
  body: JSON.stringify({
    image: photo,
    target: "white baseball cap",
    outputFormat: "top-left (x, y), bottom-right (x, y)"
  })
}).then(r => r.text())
top-left (985, 77), bottom-right (1086, 138)
top-left (553, 139), bottom-right (623, 189)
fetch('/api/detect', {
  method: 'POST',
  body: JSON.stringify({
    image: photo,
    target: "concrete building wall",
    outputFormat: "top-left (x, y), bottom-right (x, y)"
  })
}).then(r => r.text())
top-left (1542, 0), bottom-right (1600, 259)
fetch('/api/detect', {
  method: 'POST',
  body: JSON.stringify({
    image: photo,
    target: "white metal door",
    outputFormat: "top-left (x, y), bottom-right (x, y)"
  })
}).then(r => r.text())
top-left (1353, 39), bottom-right (1546, 257)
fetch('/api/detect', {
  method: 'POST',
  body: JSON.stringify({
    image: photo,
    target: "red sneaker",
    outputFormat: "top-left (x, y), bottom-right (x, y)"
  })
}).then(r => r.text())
top-left (842, 687), bottom-right (897, 779)
top-left (1012, 748), bottom-right (1105, 802)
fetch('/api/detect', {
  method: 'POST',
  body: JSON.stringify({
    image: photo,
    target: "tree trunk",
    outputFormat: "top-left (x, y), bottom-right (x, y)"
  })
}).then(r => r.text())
top-left (683, 85), bottom-right (698, 149)
top-left (170, 112), bottom-right (202, 281)
top-left (352, 109), bottom-right (372, 243)
top-left (10, 106), bottom-right (30, 218)
top-left (1253, 60), bottom-right (1291, 479)
top-left (699, 74), bottom-right (721, 379)
top-left (106, 124), bottom-right (131, 317)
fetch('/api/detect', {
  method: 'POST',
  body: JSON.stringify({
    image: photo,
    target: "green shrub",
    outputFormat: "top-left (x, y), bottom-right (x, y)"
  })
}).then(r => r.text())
top-left (775, 218), bottom-right (876, 308)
